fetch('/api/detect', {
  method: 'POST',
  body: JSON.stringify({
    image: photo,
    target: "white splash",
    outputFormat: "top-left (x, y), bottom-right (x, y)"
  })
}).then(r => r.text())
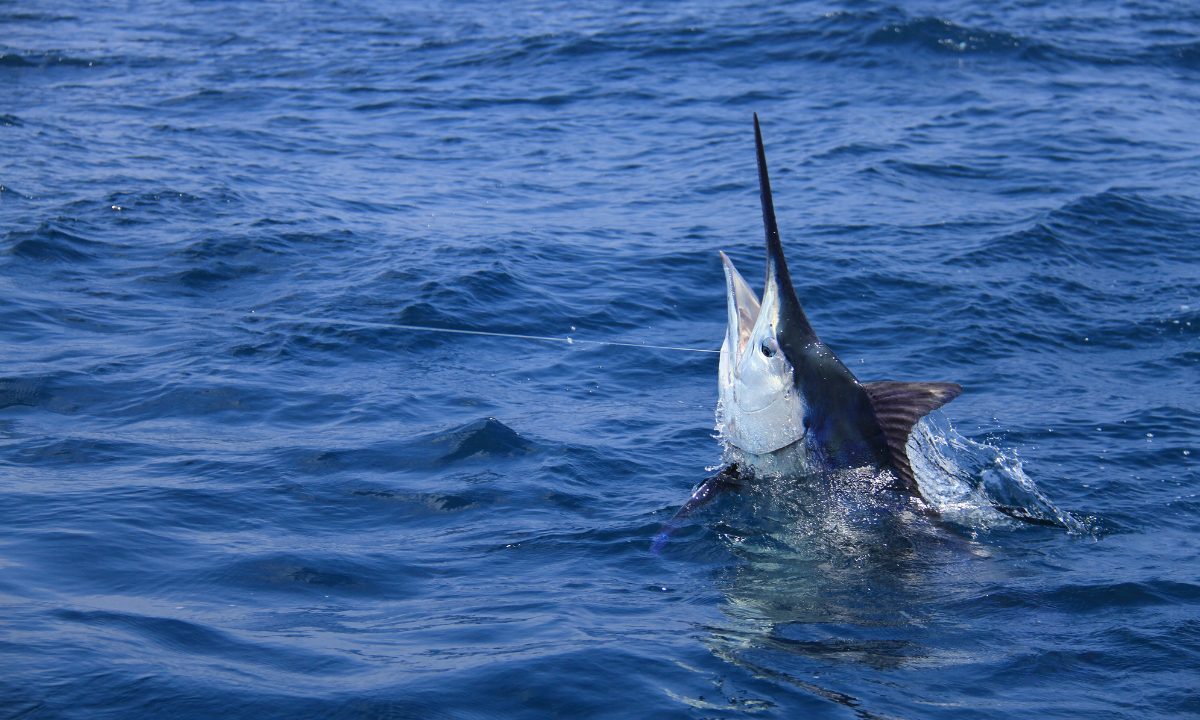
top-left (908, 412), bottom-right (1084, 533)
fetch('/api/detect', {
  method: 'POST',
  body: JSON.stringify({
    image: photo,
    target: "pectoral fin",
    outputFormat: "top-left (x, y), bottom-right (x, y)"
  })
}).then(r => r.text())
top-left (651, 464), bottom-right (744, 555)
top-left (862, 381), bottom-right (962, 495)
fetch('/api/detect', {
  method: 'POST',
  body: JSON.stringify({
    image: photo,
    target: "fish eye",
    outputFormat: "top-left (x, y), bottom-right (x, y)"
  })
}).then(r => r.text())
top-left (760, 338), bottom-right (778, 358)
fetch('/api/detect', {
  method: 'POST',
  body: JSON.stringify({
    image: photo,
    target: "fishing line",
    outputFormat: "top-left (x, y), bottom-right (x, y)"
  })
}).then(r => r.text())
top-left (212, 310), bottom-right (721, 354)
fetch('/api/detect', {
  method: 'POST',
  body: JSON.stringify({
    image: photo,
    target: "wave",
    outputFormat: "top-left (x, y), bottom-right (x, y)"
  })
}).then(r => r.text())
top-left (0, 52), bottom-right (101, 69)
top-left (4, 223), bottom-right (103, 263)
top-left (398, 8), bottom-right (1200, 81)
top-left (950, 190), bottom-right (1200, 269)
top-left (865, 17), bottom-right (1029, 55)
top-left (1149, 40), bottom-right (1200, 69)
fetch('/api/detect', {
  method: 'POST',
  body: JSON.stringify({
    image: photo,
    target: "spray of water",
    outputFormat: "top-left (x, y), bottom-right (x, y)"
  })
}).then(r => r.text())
top-left (909, 412), bottom-right (1084, 533)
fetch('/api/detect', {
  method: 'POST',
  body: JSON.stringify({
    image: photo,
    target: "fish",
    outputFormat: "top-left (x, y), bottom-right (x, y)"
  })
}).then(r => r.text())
top-left (652, 114), bottom-right (962, 553)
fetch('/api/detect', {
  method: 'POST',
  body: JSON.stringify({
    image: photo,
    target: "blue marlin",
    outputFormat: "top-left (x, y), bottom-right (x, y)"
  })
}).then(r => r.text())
top-left (653, 115), bottom-right (962, 552)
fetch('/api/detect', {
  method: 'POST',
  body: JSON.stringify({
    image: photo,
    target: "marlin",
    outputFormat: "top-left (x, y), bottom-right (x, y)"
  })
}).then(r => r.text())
top-left (652, 115), bottom-right (962, 553)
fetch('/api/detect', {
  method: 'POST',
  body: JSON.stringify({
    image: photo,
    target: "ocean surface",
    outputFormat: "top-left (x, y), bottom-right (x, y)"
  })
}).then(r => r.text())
top-left (2, 1), bottom-right (1198, 717)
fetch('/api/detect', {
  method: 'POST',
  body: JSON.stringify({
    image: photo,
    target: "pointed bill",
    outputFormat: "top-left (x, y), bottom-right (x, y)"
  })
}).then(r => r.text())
top-left (720, 251), bottom-right (760, 365)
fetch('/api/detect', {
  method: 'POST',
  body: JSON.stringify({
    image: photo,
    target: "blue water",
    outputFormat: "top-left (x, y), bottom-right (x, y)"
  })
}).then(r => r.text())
top-left (2, 1), bottom-right (1198, 717)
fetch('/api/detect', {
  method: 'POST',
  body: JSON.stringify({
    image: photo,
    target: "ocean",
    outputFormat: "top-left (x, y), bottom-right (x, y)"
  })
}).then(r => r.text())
top-left (1, 1), bottom-right (1198, 717)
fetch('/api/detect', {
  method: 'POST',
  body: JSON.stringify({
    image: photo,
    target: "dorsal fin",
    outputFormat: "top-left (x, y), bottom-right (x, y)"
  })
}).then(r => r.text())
top-left (861, 381), bottom-right (962, 494)
top-left (753, 113), bottom-right (813, 340)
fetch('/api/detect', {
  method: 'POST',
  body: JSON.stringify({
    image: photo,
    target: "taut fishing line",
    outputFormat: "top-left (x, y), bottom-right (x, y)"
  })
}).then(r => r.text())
top-left (210, 310), bottom-right (721, 354)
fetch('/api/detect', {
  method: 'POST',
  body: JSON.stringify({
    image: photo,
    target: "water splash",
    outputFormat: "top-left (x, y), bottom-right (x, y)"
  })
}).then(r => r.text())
top-left (909, 412), bottom-right (1084, 533)
top-left (713, 399), bottom-right (1082, 534)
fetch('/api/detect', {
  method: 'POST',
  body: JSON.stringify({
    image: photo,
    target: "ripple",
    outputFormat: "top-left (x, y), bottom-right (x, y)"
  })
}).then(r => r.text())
top-left (1, 1), bottom-right (1198, 717)
top-left (866, 17), bottom-right (1028, 55)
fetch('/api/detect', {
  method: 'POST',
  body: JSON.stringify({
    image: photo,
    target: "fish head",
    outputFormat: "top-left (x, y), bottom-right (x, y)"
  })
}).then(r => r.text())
top-left (718, 249), bottom-right (813, 456)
